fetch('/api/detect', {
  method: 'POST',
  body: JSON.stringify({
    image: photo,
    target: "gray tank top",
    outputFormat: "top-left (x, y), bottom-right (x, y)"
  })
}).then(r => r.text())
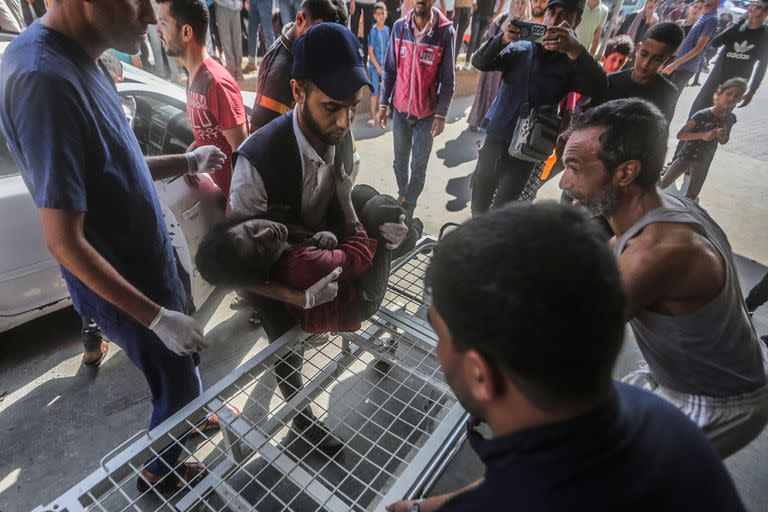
top-left (615, 193), bottom-right (767, 397)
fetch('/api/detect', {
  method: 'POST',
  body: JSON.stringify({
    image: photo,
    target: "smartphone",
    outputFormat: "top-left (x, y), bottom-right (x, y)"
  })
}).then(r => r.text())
top-left (511, 19), bottom-right (547, 43)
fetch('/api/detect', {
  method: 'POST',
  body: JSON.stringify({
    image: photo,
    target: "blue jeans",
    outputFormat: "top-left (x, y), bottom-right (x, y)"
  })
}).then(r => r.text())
top-left (96, 294), bottom-right (202, 476)
top-left (278, 0), bottom-right (301, 26)
top-left (248, 0), bottom-right (275, 60)
top-left (392, 109), bottom-right (434, 205)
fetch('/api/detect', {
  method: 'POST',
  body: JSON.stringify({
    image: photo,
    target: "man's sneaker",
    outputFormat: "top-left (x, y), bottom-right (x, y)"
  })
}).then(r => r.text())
top-left (293, 418), bottom-right (344, 455)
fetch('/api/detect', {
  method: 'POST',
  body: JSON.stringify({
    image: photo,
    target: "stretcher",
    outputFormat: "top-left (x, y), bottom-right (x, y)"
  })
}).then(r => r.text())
top-left (34, 236), bottom-right (468, 512)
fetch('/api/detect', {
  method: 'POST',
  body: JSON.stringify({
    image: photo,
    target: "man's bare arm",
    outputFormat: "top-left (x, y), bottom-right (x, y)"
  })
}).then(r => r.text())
top-left (664, 35), bottom-right (711, 71)
top-left (39, 208), bottom-right (161, 326)
top-left (145, 154), bottom-right (189, 181)
top-left (246, 282), bottom-right (307, 308)
top-left (618, 243), bottom-right (682, 319)
top-left (222, 123), bottom-right (249, 154)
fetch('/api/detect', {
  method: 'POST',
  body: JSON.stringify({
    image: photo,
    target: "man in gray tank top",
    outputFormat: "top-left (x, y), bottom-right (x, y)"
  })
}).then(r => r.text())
top-left (559, 98), bottom-right (768, 458)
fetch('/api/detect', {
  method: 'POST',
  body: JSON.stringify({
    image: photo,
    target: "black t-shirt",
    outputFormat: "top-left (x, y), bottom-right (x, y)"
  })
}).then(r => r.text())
top-left (438, 383), bottom-right (746, 512)
top-left (597, 69), bottom-right (678, 123)
top-left (679, 107), bottom-right (736, 163)
top-left (710, 21), bottom-right (768, 91)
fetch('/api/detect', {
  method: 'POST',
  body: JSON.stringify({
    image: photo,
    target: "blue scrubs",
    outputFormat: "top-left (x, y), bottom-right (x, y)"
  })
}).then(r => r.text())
top-left (0, 23), bottom-right (202, 475)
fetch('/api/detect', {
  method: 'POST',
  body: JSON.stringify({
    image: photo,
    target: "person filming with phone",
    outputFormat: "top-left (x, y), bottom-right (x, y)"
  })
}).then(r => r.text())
top-left (469, 0), bottom-right (607, 214)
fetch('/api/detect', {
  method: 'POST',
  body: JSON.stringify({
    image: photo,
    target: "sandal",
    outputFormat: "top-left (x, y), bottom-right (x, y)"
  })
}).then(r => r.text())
top-left (191, 403), bottom-right (241, 435)
top-left (229, 296), bottom-right (249, 311)
top-left (367, 118), bottom-right (375, 128)
top-left (136, 461), bottom-right (208, 493)
top-left (82, 341), bottom-right (109, 367)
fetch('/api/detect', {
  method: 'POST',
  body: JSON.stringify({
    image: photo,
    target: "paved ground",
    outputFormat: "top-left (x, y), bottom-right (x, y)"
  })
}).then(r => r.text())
top-left (1, 80), bottom-right (767, 511)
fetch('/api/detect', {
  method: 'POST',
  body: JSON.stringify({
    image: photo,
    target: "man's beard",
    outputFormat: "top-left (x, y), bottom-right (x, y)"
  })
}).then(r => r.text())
top-left (576, 183), bottom-right (619, 217)
top-left (301, 103), bottom-right (344, 146)
top-left (532, 7), bottom-right (546, 17)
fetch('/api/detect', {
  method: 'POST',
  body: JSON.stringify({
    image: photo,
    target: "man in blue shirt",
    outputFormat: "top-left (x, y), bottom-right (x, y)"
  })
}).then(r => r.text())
top-left (386, 201), bottom-right (746, 512)
top-left (662, 0), bottom-right (719, 109)
top-left (0, 0), bottom-right (227, 492)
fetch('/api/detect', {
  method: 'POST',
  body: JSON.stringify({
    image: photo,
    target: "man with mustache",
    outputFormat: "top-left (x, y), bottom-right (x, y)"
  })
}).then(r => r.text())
top-left (229, 23), bottom-right (412, 454)
top-left (559, 98), bottom-right (768, 459)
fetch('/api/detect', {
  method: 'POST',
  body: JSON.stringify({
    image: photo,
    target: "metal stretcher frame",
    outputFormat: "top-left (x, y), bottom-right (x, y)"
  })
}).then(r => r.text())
top-left (34, 237), bottom-right (469, 512)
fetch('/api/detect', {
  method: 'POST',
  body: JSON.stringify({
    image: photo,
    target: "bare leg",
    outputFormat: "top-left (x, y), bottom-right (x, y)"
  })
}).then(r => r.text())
top-left (684, 160), bottom-right (710, 200)
top-left (659, 158), bottom-right (692, 192)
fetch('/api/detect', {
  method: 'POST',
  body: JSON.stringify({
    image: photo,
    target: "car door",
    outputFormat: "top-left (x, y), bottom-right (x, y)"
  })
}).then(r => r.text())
top-left (0, 135), bottom-right (68, 319)
top-left (118, 86), bottom-right (224, 309)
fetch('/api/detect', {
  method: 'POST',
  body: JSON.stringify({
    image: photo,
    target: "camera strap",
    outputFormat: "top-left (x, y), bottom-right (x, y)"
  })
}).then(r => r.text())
top-left (518, 44), bottom-right (534, 119)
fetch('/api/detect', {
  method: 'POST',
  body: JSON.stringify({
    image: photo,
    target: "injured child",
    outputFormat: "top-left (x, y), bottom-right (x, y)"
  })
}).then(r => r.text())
top-left (196, 171), bottom-right (421, 333)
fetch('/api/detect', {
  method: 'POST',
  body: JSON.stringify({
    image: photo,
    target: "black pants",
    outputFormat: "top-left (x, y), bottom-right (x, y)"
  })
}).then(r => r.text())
top-left (471, 134), bottom-right (537, 215)
top-left (351, 3), bottom-right (375, 61)
top-left (244, 185), bottom-right (418, 424)
top-left (747, 271), bottom-right (768, 313)
top-left (667, 69), bottom-right (695, 114)
top-left (672, 70), bottom-right (723, 159)
top-left (453, 7), bottom-right (472, 60)
top-left (351, 185), bottom-right (410, 319)
top-left (466, 13), bottom-right (492, 64)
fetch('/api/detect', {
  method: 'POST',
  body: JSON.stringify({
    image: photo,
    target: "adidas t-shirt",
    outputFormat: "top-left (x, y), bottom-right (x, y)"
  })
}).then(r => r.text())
top-left (711, 21), bottom-right (768, 91)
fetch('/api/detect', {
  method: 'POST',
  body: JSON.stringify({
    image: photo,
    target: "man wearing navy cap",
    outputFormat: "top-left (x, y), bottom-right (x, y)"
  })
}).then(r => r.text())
top-left (228, 23), bottom-right (411, 453)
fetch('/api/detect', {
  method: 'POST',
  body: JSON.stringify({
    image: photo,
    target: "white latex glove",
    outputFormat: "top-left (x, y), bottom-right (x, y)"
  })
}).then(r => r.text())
top-left (304, 267), bottom-right (342, 309)
top-left (185, 145), bottom-right (226, 174)
top-left (309, 231), bottom-right (339, 250)
top-left (149, 307), bottom-right (208, 356)
top-left (380, 214), bottom-right (408, 250)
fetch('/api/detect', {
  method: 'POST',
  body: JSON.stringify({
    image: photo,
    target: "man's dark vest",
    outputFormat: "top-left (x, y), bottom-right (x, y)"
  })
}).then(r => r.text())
top-left (233, 112), bottom-right (354, 229)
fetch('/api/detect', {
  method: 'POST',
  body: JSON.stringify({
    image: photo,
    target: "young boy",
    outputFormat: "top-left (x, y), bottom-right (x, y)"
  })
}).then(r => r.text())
top-left (596, 22), bottom-right (685, 124)
top-left (660, 77), bottom-right (746, 199)
top-left (600, 35), bottom-right (634, 73)
top-left (368, 2), bottom-right (390, 127)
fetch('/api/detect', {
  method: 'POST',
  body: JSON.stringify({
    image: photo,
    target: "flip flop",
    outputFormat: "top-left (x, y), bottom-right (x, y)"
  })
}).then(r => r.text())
top-left (82, 341), bottom-right (109, 368)
top-left (229, 296), bottom-right (249, 311)
top-left (136, 461), bottom-right (208, 493)
top-left (191, 404), bottom-right (241, 435)
top-left (248, 312), bottom-right (261, 326)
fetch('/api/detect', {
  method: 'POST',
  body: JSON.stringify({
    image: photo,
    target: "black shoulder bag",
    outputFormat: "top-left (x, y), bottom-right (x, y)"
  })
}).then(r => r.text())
top-left (508, 47), bottom-right (561, 162)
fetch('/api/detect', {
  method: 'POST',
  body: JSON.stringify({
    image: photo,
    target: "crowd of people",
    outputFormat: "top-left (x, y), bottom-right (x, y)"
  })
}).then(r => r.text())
top-left (1, 0), bottom-right (768, 508)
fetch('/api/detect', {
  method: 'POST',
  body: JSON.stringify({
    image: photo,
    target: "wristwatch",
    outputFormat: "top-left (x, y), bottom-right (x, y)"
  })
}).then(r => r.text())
top-left (411, 499), bottom-right (424, 512)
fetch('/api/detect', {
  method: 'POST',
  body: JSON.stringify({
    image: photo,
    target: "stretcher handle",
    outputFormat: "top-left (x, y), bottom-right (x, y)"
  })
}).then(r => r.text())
top-left (99, 429), bottom-right (150, 470)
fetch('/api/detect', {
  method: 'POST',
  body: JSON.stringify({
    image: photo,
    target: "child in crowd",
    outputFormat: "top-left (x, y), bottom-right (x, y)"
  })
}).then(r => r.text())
top-left (601, 35), bottom-right (634, 73)
top-left (368, 3), bottom-right (390, 127)
top-left (660, 77), bottom-right (746, 199)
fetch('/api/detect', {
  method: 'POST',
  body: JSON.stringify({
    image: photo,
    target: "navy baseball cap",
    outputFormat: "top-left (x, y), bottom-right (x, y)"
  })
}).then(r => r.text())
top-left (292, 23), bottom-right (373, 100)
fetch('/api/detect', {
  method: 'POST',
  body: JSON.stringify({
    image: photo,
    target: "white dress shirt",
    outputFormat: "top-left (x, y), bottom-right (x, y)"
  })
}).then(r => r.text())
top-left (229, 109), bottom-right (336, 232)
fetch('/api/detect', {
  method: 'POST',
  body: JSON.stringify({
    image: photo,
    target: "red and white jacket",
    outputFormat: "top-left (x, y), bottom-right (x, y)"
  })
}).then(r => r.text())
top-left (379, 8), bottom-right (456, 120)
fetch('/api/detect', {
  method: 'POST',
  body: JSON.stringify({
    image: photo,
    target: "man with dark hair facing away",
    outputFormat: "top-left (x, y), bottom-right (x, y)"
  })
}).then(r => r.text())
top-left (249, 0), bottom-right (349, 133)
top-left (560, 98), bottom-right (768, 459)
top-left (156, 0), bottom-right (248, 200)
top-left (386, 202), bottom-right (746, 512)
